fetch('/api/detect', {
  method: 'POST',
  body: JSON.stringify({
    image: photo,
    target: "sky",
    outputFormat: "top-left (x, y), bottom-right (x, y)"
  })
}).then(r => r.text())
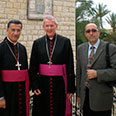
top-left (93, 0), bottom-right (116, 13)
top-left (93, 0), bottom-right (116, 29)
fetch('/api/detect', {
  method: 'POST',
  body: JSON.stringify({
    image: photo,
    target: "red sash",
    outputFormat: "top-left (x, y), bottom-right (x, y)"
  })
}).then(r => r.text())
top-left (1, 70), bottom-right (29, 116)
top-left (39, 64), bottom-right (71, 116)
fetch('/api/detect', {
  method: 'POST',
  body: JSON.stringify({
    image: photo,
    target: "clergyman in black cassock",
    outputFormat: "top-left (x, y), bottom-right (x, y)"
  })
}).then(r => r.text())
top-left (29, 15), bottom-right (75, 116)
top-left (0, 20), bottom-right (29, 116)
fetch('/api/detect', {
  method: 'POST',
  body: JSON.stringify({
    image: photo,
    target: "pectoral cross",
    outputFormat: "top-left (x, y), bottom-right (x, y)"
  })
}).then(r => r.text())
top-left (48, 61), bottom-right (52, 68)
top-left (16, 61), bottom-right (21, 70)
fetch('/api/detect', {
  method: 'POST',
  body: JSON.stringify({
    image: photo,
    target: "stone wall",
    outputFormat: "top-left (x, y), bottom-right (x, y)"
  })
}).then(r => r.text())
top-left (0, 0), bottom-right (76, 66)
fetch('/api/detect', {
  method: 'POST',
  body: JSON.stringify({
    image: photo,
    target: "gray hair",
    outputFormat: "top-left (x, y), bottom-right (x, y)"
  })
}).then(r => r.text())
top-left (43, 15), bottom-right (58, 24)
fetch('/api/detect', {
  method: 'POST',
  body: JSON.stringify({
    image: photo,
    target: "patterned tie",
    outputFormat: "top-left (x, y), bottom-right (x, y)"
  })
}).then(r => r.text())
top-left (88, 46), bottom-right (95, 68)
top-left (85, 46), bottom-right (95, 88)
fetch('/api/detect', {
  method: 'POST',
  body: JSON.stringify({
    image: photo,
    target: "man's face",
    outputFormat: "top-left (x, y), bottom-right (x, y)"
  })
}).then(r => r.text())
top-left (43, 19), bottom-right (58, 38)
top-left (85, 24), bottom-right (100, 45)
top-left (7, 23), bottom-right (22, 42)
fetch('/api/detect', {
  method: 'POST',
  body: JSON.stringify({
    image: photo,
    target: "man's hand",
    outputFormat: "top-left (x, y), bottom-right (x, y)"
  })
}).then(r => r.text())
top-left (0, 98), bottom-right (6, 109)
top-left (87, 69), bottom-right (97, 79)
top-left (77, 97), bottom-right (80, 104)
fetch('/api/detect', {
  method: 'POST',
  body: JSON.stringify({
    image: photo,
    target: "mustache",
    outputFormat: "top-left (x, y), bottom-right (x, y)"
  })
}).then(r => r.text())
top-left (90, 35), bottom-right (95, 38)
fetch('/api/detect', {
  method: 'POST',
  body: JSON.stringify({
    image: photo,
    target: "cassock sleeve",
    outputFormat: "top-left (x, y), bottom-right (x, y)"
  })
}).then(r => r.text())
top-left (64, 39), bottom-right (75, 93)
top-left (0, 75), bottom-right (4, 98)
top-left (29, 41), bottom-right (40, 91)
top-left (0, 44), bottom-right (5, 97)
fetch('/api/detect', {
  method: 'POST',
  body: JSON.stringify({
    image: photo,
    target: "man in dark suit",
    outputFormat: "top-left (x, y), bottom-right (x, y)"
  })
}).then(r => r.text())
top-left (76, 23), bottom-right (116, 116)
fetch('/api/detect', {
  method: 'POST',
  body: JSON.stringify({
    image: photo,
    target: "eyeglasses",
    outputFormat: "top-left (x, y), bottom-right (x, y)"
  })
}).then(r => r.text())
top-left (85, 29), bottom-right (98, 33)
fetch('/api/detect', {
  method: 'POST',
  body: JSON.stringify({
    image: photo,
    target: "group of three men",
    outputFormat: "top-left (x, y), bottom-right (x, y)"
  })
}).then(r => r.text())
top-left (0, 14), bottom-right (116, 116)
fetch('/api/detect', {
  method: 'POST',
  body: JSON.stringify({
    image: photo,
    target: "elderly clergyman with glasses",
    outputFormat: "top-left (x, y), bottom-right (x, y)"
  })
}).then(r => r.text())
top-left (76, 23), bottom-right (116, 116)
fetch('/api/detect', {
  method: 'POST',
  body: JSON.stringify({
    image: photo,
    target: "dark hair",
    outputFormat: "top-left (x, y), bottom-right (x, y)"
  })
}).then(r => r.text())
top-left (7, 20), bottom-right (22, 29)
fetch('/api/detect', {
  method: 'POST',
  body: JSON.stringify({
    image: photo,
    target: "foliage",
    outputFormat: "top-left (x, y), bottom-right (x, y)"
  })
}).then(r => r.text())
top-left (105, 32), bottom-right (116, 44)
top-left (99, 28), bottom-right (108, 39)
top-left (76, 21), bottom-right (89, 46)
top-left (94, 3), bottom-right (110, 28)
top-left (76, 0), bottom-right (93, 46)
top-left (76, 0), bottom-right (93, 21)
top-left (75, 0), bottom-right (116, 45)
top-left (106, 13), bottom-right (116, 32)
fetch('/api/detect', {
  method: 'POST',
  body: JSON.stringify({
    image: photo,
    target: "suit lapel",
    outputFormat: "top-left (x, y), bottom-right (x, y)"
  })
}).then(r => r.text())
top-left (91, 40), bottom-right (105, 67)
top-left (83, 43), bottom-right (89, 67)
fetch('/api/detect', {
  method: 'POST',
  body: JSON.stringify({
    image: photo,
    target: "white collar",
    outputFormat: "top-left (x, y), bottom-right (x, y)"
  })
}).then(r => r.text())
top-left (89, 39), bottom-right (100, 50)
top-left (7, 37), bottom-right (17, 45)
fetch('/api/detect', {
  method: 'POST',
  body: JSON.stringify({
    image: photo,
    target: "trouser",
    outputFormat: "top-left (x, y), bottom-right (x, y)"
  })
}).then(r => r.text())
top-left (83, 88), bottom-right (111, 116)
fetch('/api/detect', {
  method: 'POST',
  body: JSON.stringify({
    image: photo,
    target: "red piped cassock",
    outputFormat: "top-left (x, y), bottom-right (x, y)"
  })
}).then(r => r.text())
top-left (29, 34), bottom-right (75, 116)
top-left (0, 38), bottom-right (29, 116)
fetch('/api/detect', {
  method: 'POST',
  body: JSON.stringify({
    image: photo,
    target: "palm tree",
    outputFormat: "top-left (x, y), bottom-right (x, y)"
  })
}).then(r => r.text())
top-left (76, 0), bottom-right (93, 45)
top-left (76, 0), bottom-right (93, 21)
top-left (93, 3), bottom-right (110, 29)
top-left (106, 13), bottom-right (116, 32)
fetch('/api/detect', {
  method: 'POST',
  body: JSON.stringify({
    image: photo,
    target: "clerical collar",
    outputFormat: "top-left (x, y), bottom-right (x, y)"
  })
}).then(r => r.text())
top-left (46, 34), bottom-right (56, 40)
top-left (7, 37), bottom-right (17, 45)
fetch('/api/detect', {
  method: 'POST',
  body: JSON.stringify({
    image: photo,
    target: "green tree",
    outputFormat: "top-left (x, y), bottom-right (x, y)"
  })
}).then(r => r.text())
top-left (93, 3), bottom-right (110, 29)
top-left (76, 21), bottom-right (89, 46)
top-left (76, 0), bottom-right (93, 21)
top-left (76, 0), bottom-right (93, 45)
top-left (106, 13), bottom-right (116, 32)
top-left (106, 32), bottom-right (116, 44)
top-left (75, 0), bottom-right (113, 45)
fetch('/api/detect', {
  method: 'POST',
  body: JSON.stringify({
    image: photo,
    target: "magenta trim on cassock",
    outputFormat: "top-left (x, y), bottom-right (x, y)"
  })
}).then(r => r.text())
top-left (39, 64), bottom-right (71, 116)
top-left (1, 70), bottom-right (29, 116)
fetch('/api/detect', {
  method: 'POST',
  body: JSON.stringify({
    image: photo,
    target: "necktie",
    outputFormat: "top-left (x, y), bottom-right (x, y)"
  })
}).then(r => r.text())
top-left (85, 46), bottom-right (95, 88)
top-left (88, 46), bottom-right (95, 68)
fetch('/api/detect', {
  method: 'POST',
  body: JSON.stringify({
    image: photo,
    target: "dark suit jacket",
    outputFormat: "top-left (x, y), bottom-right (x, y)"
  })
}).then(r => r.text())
top-left (76, 40), bottom-right (116, 111)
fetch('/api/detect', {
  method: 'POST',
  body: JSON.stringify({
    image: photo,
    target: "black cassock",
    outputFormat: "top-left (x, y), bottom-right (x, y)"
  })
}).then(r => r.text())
top-left (0, 38), bottom-right (28, 116)
top-left (29, 34), bottom-right (75, 116)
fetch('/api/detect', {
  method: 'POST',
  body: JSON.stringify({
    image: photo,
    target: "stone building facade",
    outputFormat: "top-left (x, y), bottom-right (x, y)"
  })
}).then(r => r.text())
top-left (0, 0), bottom-right (76, 66)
